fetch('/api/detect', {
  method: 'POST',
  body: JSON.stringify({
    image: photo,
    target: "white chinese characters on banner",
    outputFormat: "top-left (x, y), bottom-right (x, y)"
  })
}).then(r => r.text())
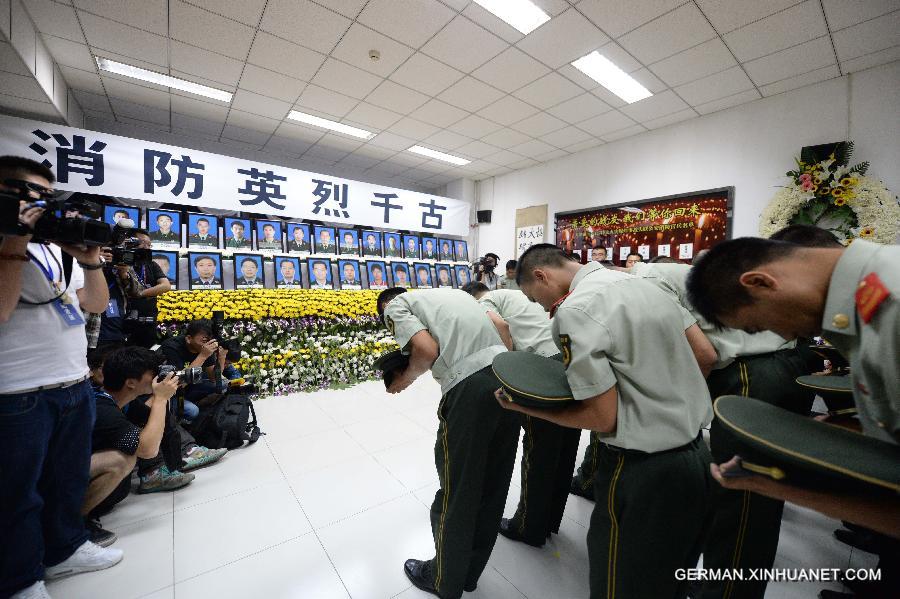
top-left (0, 115), bottom-right (469, 236)
top-left (515, 224), bottom-right (545, 257)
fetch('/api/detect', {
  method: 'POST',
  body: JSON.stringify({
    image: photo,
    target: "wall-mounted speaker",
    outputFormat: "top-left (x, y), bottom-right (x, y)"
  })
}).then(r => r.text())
top-left (476, 210), bottom-right (492, 224)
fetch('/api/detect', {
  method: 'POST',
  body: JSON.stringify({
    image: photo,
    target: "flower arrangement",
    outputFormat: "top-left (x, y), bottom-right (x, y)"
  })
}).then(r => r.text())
top-left (759, 141), bottom-right (899, 244)
top-left (157, 289), bottom-right (397, 395)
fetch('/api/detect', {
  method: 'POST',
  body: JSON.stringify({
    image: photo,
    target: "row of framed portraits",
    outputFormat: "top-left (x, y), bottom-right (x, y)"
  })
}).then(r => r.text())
top-left (106, 206), bottom-right (470, 260)
top-left (151, 250), bottom-right (475, 291)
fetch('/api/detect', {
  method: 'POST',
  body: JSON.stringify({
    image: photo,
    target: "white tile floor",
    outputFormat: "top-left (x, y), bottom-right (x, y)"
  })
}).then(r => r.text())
top-left (48, 377), bottom-right (876, 599)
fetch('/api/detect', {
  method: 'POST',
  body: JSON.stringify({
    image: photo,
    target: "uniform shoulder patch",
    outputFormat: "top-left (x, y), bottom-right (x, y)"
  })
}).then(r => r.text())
top-left (384, 314), bottom-right (395, 335)
top-left (559, 334), bottom-right (571, 367)
top-left (855, 273), bottom-right (891, 324)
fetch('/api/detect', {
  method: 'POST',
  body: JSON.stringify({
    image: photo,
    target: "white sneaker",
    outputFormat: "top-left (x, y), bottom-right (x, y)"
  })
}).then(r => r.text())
top-left (11, 580), bottom-right (51, 598)
top-left (44, 541), bottom-right (123, 580)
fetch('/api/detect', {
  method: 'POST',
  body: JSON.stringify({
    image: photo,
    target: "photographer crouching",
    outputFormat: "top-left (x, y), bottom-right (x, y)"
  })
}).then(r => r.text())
top-left (0, 156), bottom-right (122, 598)
top-left (473, 252), bottom-right (500, 290)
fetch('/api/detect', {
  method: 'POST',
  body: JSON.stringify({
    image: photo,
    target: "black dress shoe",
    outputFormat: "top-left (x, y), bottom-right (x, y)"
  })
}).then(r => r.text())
top-left (404, 559), bottom-right (439, 597)
top-left (498, 518), bottom-right (545, 547)
top-left (833, 527), bottom-right (886, 554)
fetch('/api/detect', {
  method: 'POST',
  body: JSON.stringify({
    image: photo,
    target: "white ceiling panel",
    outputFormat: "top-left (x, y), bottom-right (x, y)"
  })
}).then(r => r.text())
top-left (724, 1), bottom-right (828, 63)
top-left (313, 58), bottom-right (383, 99)
top-left (344, 102), bottom-right (403, 131)
top-left (78, 11), bottom-right (168, 66)
top-left (348, 143), bottom-right (395, 160)
top-left (743, 35), bottom-right (835, 86)
top-left (169, 40), bottom-right (245, 88)
top-left (759, 63), bottom-right (841, 96)
top-left (357, 0), bottom-right (455, 49)
top-left (674, 65), bottom-right (755, 105)
top-left (365, 80), bottom-right (430, 114)
top-left (72, 88), bottom-right (112, 112)
top-left (578, 109), bottom-right (637, 136)
top-left (423, 129), bottom-right (473, 151)
top-left (26, 0), bottom-right (85, 41)
top-left (238, 64), bottom-right (306, 103)
top-left (831, 11), bottom-right (900, 61)
top-left (230, 88), bottom-right (291, 120)
top-left (649, 38), bottom-right (737, 86)
top-left (510, 111), bottom-right (567, 137)
top-left (695, 0), bottom-right (801, 34)
top-left (295, 84), bottom-right (359, 119)
top-left (477, 95), bottom-right (541, 126)
top-left (221, 122), bottom-right (269, 146)
top-left (260, 0), bottom-right (351, 54)
top-left (41, 35), bottom-right (96, 72)
top-left (516, 8), bottom-right (609, 69)
top-left (822, 0), bottom-right (900, 31)
top-left (619, 3), bottom-right (717, 65)
top-left (694, 88), bottom-right (761, 114)
top-left (486, 149), bottom-right (529, 166)
top-left (546, 92), bottom-right (611, 123)
top-left (59, 65), bottom-right (105, 94)
top-left (170, 93), bottom-right (230, 122)
top-left (534, 148), bottom-right (569, 162)
top-left (539, 125), bottom-right (594, 148)
top-left (170, 1), bottom-right (255, 61)
top-left (620, 89), bottom-right (690, 121)
top-left (368, 130), bottom-right (417, 151)
top-left (642, 107), bottom-right (696, 129)
top-left (109, 97), bottom-right (170, 125)
top-left (602, 124), bottom-right (646, 142)
top-left (223, 109), bottom-right (280, 136)
top-left (840, 44), bottom-right (900, 74)
top-left (171, 112), bottom-right (225, 137)
top-left (246, 32), bottom-right (326, 81)
top-left (507, 157), bottom-right (540, 170)
top-left (577, 0), bottom-right (686, 39)
top-left (510, 138), bottom-right (558, 159)
top-left (629, 67), bottom-right (668, 93)
top-left (338, 152), bottom-right (382, 169)
top-left (449, 114), bottom-right (503, 139)
top-left (185, 0), bottom-right (267, 26)
top-left (331, 23), bottom-right (416, 78)
top-left (455, 140), bottom-right (502, 159)
top-left (421, 15), bottom-right (509, 73)
top-left (438, 77), bottom-right (505, 112)
top-left (101, 75), bottom-right (171, 108)
top-left (408, 98), bottom-right (468, 128)
top-left (513, 72), bottom-right (583, 109)
top-left (565, 138), bottom-right (604, 153)
top-left (74, 0), bottom-right (168, 35)
top-left (472, 47), bottom-right (551, 93)
top-left (388, 116), bottom-right (440, 139)
top-left (390, 52), bottom-right (464, 96)
top-left (273, 121), bottom-right (325, 144)
top-left (481, 127), bottom-right (532, 149)
top-left (0, 40), bottom-right (29, 75)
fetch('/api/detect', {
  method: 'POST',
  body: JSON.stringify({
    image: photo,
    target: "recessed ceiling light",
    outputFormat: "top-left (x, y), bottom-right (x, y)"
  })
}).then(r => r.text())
top-left (472, 0), bottom-right (550, 35)
top-left (286, 110), bottom-right (374, 139)
top-left (571, 52), bottom-right (653, 104)
top-left (407, 145), bottom-right (471, 166)
top-left (95, 57), bottom-right (233, 103)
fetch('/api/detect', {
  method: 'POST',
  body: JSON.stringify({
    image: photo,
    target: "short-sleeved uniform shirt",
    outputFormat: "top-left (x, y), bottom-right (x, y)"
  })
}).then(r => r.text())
top-left (479, 289), bottom-right (558, 357)
top-left (819, 240), bottom-right (899, 445)
top-left (553, 262), bottom-right (712, 452)
top-left (384, 289), bottom-right (506, 394)
top-left (631, 262), bottom-right (792, 370)
top-left (92, 389), bottom-right (140, 455)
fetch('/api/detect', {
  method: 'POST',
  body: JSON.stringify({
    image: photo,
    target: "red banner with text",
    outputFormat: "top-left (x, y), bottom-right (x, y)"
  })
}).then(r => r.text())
top-left (555, 190), bottom-right (730, 264)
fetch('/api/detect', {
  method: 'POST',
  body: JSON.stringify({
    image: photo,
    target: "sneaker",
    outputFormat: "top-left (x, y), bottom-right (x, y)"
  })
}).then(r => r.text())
top-left (44, 541), bottom-right (123, 580)
top-left (181, 446), bottom-right (227, 472)
top-left (137, 465), bottom-right (195, 494)
top-left (85, 518), bottom-right (117, 548)
top-left (11, 581), bottom-right (51, 599)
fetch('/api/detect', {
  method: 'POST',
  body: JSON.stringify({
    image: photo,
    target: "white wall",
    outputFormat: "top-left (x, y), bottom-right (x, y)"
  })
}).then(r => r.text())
top-left (476, 60), bottom-right (900, 260)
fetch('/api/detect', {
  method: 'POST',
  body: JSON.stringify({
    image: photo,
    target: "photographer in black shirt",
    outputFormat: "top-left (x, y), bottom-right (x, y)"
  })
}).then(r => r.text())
top-left (123, 229), bottom-right (170, 348)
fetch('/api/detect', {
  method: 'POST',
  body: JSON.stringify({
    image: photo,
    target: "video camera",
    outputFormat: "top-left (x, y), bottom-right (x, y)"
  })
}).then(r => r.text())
top-left (473, 255), bottom-right (496, 274)
top-left (0, 182), bottom-right (112, 246)
top-left (211, 310), bottom-right (242, 362)
top-left (156, 364), bottom-right (204, 385)
top-left (109, 236), bottom-right (152, 267)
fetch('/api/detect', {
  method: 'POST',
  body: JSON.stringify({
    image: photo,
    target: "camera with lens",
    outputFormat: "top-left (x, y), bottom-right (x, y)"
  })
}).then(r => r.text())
top-left (109, 237), bottom-right (152, 267)
top-left (473, 255), bottom-right (496, 274)
top-left (156, 364), bottom-right (204, 385)
top-left (211, 310), bottom-right (242, 362)
top-left (0, 181), bottom-right (112, 246)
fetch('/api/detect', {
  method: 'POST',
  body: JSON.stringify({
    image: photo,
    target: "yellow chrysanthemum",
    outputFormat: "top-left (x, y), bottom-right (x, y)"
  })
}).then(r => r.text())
top-left (833, 197), bottom-right (847, 206)
top-left (832, 187), bottom-right (845, 198)
top-left (859, 227), bottom-right (875, 238)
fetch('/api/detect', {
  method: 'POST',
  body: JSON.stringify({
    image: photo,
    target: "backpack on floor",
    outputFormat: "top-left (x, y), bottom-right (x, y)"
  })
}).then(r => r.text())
top-left (190, 393), bottom-right (262, 450)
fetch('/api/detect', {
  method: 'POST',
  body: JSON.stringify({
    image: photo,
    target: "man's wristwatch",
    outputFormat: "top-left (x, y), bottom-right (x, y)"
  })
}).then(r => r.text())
top-left (78, 260), bottom-right (104, 270)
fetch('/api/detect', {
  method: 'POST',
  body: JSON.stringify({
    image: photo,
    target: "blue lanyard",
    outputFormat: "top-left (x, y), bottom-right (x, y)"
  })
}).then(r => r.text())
top-left (29, 245), bottom-right (59, 285)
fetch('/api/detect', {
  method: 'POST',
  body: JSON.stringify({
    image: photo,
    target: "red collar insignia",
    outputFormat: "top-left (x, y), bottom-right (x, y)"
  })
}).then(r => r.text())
top-left (855, 273), bottom-right (890, 324)
top-left (549, 291), bottom-right (573, 318)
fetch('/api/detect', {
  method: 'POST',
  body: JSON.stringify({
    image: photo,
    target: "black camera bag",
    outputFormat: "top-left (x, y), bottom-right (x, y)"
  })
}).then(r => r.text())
top-left (189, 393), bottom-right (262, 450)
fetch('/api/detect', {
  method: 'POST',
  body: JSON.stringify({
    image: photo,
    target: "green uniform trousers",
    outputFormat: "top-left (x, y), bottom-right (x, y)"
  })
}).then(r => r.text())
top-left (572, 432), bottom-right (601, 501)
top-left (507, 414), bottom-right (582, 543)
top-left (589, 435), bottom-right (713, 599)
top-left (427, 366), bottom-right (521, 599)
top-left (699, 348), bottom-right (815, 599)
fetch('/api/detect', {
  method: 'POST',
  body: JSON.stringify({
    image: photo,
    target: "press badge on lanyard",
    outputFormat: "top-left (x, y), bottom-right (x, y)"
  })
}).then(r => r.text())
top-left (33, 246), bottom-right (85, 326)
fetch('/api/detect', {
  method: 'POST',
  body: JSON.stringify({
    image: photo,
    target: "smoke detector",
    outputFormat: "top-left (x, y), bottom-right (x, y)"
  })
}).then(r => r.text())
top-left (369, 49), bottom-right (381, 62)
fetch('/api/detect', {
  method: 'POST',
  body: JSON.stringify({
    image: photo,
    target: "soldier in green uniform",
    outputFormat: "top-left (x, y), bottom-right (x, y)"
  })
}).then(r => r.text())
top-left (686, 236), bottom-right (900, 537)
top-left (508, 244), bottom-right (714, 599)
top-left (377, 287), bottom-right (520, 599)
top-left (629, 258), bottom-right (817, 599)
top-left (462, 282), bottom-right (581, 548)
